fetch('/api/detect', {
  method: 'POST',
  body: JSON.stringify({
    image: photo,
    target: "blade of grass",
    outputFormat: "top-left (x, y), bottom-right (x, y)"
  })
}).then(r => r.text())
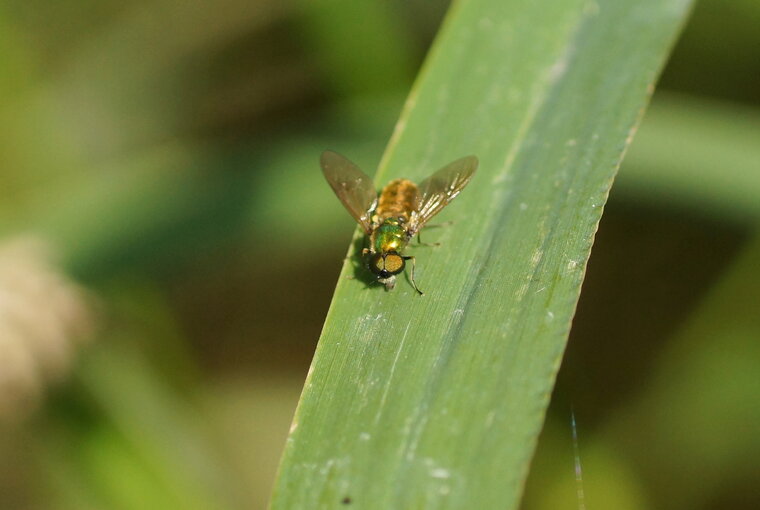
top-left (272, 0), bottom-right (693, 508)
top-left (618, 93), bottom-right (760, 221)
top-left (577, 233), bottom-right (760, 509)
top-left (295, 0), bottom-right (415, 96)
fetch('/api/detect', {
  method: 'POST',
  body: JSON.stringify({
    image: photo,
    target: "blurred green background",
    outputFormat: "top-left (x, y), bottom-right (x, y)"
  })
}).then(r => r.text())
top-left (0, 1), bottom-right (757, 509)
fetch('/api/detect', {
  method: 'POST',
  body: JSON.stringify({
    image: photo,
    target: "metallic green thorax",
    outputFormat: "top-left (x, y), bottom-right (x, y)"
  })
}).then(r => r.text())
top-left (370, 218), bottom-right (408, 254)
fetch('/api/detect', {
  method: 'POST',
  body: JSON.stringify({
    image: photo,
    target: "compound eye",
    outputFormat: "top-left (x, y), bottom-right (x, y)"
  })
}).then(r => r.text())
top-left (368, 253), bottom-right (384, 275)
top-left (383, 253), bottom-right (405, 275)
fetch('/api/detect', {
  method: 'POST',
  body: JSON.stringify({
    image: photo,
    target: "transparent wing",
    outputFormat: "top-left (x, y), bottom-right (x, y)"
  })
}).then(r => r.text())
top-left (413, 155), bottom-right (478, 229)
top-left (320, 150), bottom-right (378, 233)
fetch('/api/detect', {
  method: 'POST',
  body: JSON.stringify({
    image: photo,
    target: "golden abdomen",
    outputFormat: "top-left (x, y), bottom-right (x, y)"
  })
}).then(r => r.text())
top-left (375, 179), bottom-right (418, 221)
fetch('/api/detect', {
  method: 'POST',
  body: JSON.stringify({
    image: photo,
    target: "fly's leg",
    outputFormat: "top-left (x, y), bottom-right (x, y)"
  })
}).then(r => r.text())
top-left (403, 255), bottom-right (424, 296)
top-left (416, 221), bottom-right (453, 246)
top-left (416, 232), bottom-right (441, 247)
top-left (344, 247), bottom-right (371, 279)
top-left (424, 221), bottom-right (454, 229)
top-left (345, 246), bottom-right (370, 263)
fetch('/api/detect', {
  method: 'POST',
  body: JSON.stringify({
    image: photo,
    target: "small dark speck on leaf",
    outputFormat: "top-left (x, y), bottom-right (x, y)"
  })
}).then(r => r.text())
top-left (342, 496), bottom-right (352, 504)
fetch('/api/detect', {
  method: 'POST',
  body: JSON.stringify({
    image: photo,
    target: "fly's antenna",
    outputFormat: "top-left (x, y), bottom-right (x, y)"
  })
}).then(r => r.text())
top-left (571, 407), bottom-right (587, 510)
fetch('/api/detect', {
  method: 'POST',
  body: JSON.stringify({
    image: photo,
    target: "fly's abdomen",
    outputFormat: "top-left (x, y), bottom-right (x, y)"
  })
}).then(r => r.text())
top-left (375, 179), bottom-right (419, 222)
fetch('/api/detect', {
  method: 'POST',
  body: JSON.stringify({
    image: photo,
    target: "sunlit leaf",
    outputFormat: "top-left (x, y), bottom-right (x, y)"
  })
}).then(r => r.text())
top-left (271, 0), bottom-right (693, 508)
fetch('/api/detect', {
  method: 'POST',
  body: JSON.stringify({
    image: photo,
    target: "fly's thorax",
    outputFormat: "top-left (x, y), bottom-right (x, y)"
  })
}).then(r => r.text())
top-left (375, 178), bottom-right (419, 222)
top-left (370, 218), bottom-right (409, 254)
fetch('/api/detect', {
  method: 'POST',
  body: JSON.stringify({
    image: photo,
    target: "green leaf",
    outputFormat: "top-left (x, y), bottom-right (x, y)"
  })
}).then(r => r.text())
top-left (617, 93), bottom-right (760, 221)
top-left (593, 234), bottom-right (760, 508)
top-left (271, 1), bottom-right (692, 509)
top-left (295, 0), bottom-right (415, 96)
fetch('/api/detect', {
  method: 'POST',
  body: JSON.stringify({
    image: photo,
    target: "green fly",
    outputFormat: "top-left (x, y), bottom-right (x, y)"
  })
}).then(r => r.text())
top-left (321, 151), bottom-right (478, 295)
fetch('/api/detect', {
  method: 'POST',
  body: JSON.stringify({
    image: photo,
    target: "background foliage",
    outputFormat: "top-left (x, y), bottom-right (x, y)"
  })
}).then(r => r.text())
top-left (0, 1), bottom-right (757, 509)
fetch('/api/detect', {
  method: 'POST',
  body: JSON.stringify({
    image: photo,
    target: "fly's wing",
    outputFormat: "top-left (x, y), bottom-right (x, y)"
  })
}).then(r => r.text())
top-left (320, 150), bottom-right (378, 234)
top-left (413, 155), bottom-right (478, 230)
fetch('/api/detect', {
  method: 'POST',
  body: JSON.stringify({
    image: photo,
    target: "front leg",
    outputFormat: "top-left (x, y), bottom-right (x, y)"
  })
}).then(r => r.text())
top-left (403, 255), bottom-right (424, 296)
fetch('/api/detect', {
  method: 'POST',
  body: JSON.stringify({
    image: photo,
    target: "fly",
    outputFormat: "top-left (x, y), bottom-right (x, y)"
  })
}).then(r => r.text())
top-left (320, 150), bottom-right (478, 295)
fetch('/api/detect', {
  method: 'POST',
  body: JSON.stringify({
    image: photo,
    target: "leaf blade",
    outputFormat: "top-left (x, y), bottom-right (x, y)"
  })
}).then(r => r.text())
top-left (272, 0), bottom-right (693, 508)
